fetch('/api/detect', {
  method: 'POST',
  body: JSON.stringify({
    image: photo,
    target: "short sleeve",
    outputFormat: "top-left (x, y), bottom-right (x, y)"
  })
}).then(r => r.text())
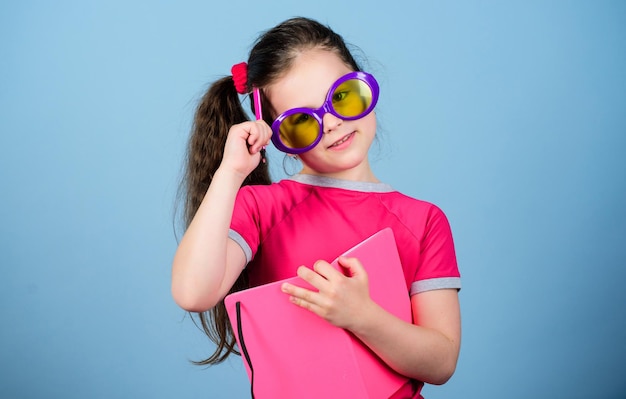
top-left (410, 206), bottom-right (461, 295)
top-left (229, 185), bottom-right (262, 263)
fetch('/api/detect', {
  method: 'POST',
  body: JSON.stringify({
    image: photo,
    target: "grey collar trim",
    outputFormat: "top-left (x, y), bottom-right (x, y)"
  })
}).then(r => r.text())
top-left (288, 174), bottom-right (395, 193)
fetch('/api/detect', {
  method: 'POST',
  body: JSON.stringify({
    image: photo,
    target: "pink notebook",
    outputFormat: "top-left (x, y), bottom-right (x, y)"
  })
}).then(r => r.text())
top-left (224, 228), bottom-right (411, 398)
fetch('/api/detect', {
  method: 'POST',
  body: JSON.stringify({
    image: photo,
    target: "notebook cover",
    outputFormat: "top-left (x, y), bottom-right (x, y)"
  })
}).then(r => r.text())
top-left (224, 228), bottom-right (411, 398)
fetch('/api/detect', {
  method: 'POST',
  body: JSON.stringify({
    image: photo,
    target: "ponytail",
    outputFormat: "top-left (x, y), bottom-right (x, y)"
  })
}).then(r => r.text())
top-left (181, 76), bottom-right (270, 365)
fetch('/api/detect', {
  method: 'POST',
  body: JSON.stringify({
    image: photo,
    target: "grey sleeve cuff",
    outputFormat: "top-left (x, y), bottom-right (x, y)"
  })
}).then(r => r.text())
top-left (410, 277), bottom-right (462, 296)
top-left (228, 229), bottom-right (252, 264)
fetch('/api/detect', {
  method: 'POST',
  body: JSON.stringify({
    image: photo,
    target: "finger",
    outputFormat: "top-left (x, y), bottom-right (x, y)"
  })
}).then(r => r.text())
top-left (260, 124), bottom-right (272, 150)
top-left (281, 282), bottom-right (321, 306)
top-left (258, 120), bottom-right (273, 146)
top-left (296, 265), bottom-right (329, 290)
top-left (281, 283), bottom-right (330, 318)
top-left (312, 260), bottom-right (344, 280)
top-left (288, 294), bottom-right (325, 315)
top-left (337, 256), bottom-right (367, 279)
top-left (247, 121), bottom-right (271, 151)
top-left (246, 126), bottom-right (260, 148)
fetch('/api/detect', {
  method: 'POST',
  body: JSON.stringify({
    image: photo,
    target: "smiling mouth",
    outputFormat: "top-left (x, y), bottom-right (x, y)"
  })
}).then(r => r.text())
top-left (328, 132), bottom-right (354, 148)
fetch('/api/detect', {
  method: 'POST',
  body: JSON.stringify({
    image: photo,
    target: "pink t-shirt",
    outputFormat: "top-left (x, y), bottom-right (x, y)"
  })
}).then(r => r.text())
top-left (229, 174), bottom-right (460, 295)
top-left (229, 174), bottom-right (460, 398)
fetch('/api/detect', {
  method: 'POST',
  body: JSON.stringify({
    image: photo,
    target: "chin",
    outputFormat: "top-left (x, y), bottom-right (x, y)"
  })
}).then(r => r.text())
top-left (307, 157), bottom-right (369, 176)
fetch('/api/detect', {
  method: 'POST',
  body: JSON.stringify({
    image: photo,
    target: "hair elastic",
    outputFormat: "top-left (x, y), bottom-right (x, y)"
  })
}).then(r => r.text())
top-left (231, 62), bottom-right (248, 94)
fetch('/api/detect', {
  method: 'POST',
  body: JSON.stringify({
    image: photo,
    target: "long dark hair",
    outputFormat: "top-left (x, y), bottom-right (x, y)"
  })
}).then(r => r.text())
top-left (180, 17), bottom-right (362, 365)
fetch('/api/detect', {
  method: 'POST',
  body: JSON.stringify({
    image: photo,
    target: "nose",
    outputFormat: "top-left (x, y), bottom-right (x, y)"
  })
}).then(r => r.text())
top-left (322, 112), bottom-right (343, 134)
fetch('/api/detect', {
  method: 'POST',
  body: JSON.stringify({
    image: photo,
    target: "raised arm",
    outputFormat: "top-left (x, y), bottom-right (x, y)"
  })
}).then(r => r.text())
top-left (171, 120), bottom-right (271, 312)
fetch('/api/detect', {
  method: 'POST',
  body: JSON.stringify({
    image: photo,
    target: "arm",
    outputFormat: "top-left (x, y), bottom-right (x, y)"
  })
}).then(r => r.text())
top-left (281, 257), bottom-right (461, 384)
top-left (352, 287), bottom-right (461, 384)
top-left (171, 120), bottom-right (271, 312)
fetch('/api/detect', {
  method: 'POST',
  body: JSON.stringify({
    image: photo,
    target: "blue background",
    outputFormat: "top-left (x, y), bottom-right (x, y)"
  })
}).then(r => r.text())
top-left (1, 1), bottom-right (625, 398)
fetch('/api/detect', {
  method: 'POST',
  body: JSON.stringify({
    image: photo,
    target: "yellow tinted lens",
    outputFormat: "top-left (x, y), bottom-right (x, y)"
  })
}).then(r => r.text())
top-left (331, 79), bottom-right (372, 117)
top-left (279, 113), bottom-right (320, 149)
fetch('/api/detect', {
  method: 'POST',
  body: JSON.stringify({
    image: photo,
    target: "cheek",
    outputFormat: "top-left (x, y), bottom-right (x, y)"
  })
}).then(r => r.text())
top-left (360, 112), bottom-right (377, 140)
top-left (297, 148), bottom-right (335, 173)
top-left (364, 111), bottom-right (377, 128)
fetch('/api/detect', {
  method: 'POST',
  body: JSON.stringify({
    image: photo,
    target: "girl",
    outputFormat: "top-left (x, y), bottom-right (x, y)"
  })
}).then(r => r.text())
top-left (172, 17), bottom-right (461, 398)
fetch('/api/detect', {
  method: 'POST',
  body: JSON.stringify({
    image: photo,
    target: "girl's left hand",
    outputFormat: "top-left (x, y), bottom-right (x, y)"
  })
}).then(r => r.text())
top-left (281, 256), bottom-right (374, 331)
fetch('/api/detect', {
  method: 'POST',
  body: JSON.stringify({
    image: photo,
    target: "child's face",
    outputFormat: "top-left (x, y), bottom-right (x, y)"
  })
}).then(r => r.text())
top-left (266, 48), bottom-right (377, 180)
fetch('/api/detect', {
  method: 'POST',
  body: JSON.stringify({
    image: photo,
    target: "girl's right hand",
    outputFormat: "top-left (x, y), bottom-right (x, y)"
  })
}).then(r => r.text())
top-left (220, 120), bottom-right (272, 179)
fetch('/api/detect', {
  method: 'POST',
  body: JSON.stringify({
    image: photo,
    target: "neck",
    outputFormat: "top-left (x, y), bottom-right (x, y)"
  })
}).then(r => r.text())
top-left (299, 163), bottom-right (379, 183)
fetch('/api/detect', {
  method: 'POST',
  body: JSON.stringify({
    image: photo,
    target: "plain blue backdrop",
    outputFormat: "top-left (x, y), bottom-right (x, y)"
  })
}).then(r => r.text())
top-left (1, 1), bottom-right (625, 398)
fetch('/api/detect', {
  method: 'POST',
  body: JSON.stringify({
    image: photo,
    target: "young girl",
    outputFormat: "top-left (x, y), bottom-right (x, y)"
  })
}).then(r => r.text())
top-left (172, 17), bottom-right (461, 398)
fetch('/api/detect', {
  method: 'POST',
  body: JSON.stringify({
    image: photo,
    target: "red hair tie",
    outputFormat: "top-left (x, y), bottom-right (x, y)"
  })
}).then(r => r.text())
top-left (231, 62), bottom-right (248, 94)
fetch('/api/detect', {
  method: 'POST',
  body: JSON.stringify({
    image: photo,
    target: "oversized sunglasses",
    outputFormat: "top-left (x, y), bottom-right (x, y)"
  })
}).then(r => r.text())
top-left (263, 71), bottom-right (379, 154)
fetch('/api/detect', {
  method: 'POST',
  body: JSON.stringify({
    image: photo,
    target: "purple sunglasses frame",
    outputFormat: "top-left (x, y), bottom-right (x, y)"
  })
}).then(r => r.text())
top-left (266, 71), bottom-right (380, 154)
